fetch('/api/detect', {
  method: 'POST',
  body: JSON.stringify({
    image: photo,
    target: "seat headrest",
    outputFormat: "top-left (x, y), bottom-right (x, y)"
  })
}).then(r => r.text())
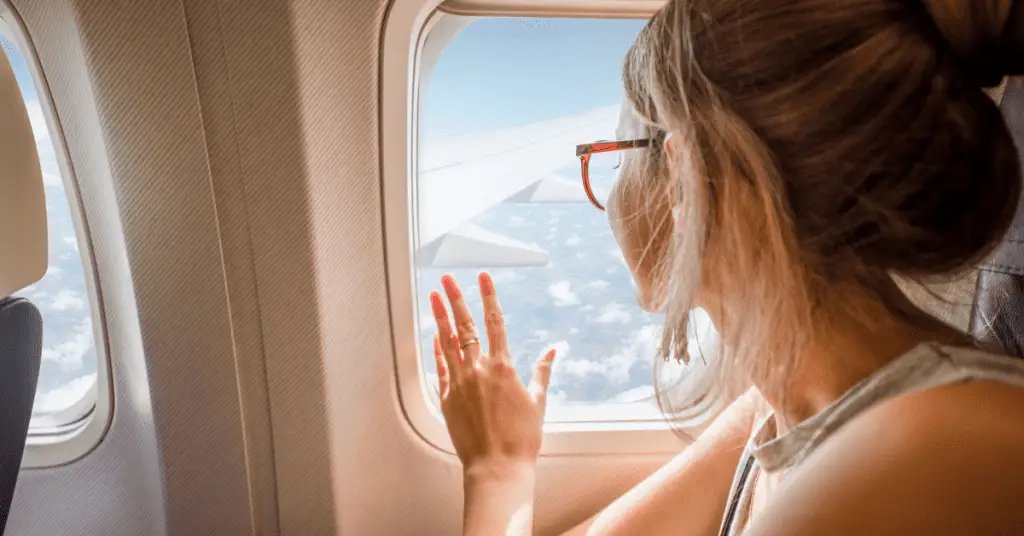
top-left (0, 44), bottom-right (47, 297)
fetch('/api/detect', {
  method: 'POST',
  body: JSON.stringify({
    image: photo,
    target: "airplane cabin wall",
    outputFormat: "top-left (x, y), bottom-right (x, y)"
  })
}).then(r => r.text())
top-left (5, 0), bottom-right (673, 534)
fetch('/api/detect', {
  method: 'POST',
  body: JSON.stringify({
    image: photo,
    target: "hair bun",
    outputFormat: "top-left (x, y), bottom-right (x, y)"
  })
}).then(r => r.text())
top-left (921, 0), bottom-right (1024, 87)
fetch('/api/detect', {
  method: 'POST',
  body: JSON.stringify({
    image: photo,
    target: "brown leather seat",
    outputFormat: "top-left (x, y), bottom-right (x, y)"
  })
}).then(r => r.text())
top-left (970, 77), bottom-right (1024, 357)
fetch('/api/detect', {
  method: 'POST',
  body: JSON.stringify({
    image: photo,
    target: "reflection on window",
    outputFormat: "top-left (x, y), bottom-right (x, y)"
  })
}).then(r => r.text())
top-left (413, 17), bottom-right (712, 422)
top-left (2, 35), bottom-right (97, 429)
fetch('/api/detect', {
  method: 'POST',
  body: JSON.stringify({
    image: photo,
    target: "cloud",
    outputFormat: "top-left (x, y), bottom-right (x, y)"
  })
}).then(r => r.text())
top-left (548, 280), bottom-right (579, 307)
top-left (607, 385), bottom-right (655, 403)
top-left (556, 324), bottom-right (661, 387)
top-left (492, 271), bottom-right (520, 284)
top-left (33, 373), bottom-right (96, 415)
top-left (63, 235), bottom-right (79, 252)
top-left (549, 339), bottom-right (570, 359)
top-left (595, 302), bottom-right (631, 324)
top-left (565, 234), bottom-right (580, 246)
top-left (50, 289), bottom-right (86, 312)
top-left (587, 279), bottom-right (610, 290)
top-left (508, 215), bottom-right (526, 227)
top-left (41, 319), bottom-right (94, 373)
top-left (607, 248), bottom-right (627, 265)
top-left (42, 171), bottom-right (62, 187)
top-left (548, 389), bottom-right (568, 403)
top-left (23, 99), bottom-right (51, 145)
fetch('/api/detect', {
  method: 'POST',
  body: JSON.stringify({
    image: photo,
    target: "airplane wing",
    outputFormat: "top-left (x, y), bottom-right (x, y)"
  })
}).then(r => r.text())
top-left (417, 105), bottom-right (619, 268)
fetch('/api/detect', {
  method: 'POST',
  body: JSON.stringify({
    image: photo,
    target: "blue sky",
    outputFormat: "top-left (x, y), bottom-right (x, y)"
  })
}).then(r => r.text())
top-left (2, 35), bottom-right (36, 100)
top-left (421, 17), bottom-right (647, 138)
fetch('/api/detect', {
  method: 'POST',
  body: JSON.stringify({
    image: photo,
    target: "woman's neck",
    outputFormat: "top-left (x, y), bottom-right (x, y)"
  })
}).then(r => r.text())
top-left (751, 284), bottom-right (971, 433)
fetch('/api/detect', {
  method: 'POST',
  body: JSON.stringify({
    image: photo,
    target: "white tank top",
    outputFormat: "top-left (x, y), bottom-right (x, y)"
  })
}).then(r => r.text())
top-left (718, 342), bottom-right (1024, 535)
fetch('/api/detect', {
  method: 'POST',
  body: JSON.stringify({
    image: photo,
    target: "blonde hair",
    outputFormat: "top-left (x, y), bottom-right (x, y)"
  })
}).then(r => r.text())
top-left (624, 0), bottom-right (1024, 418)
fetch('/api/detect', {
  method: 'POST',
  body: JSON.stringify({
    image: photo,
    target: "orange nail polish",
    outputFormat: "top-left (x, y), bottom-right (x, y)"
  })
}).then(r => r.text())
top-left (479, 272), bottom-right (495, 296)
top-left (441, 275), bottom-right (461, 300)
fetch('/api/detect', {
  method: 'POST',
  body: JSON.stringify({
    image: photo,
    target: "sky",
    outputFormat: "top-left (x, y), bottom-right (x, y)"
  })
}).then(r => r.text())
top-left (2, 34), bottom-right (98, 425)
top-left (415, 17), bottom-right (710, 414)
top-left (422, 17), bottom-right (647, 139)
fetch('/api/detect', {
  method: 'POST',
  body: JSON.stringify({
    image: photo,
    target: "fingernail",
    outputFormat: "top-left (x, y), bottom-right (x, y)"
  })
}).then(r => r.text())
top-left (441, 274), bottom-right (461, 298)
top-left (429, 291), bottom-right (444, 310)
top-left (479, 272), bottom-right (495, 296)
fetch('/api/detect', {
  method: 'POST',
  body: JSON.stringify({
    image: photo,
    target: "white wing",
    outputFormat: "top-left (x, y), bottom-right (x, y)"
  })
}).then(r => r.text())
top-left (417, 105), bottom-right (619, 268)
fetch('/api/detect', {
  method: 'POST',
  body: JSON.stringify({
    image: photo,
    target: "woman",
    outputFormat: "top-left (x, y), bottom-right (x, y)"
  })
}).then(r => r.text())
top-left (428, 0), bottom-right (1024, 534)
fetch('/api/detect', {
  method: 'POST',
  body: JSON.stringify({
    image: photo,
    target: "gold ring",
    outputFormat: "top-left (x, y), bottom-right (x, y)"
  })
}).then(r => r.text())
top-left (460, 338), bottom-right (480, 351)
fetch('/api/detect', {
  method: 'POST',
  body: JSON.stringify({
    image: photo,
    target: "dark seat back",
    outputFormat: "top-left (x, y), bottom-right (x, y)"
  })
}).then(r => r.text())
top-left (0, 298), bottom-right (41, 534)
top-left (970, 77), bottom-right (1024, 357)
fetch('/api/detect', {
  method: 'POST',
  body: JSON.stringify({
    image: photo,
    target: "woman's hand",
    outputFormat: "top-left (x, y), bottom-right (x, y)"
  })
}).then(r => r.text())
top-left (430, 272), bottom-right (558, 473)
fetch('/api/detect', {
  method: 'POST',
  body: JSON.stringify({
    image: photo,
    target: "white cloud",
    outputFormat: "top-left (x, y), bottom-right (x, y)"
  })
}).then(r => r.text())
top-left (492, 271), bottom-right (520, 284)
top-left (548, 280), bottom-right (579, 307)
top-left (45, 265), bottom-right (63, 278)
top-left (558, 358), bottom-right (606, 378)
top-left (50, 289), bottom-right (86, 312)
top-left (607, 385), bottom-right (655, 403)
top-left (587, 279), bottom-right (610, 290)
top-left (549, 340), bottom-right (570, 359)
top-left (63, 235), bottom-right (79, 252)
top-left (533, 329), bottom-right (550, 340)
top-left (565, 234), bottom-right (580, 246)
top-left (42, 171), bottom-right (62, 187)
top-left (23, 99), bottom-right (51, 144)
top-left (595, 303), bottom-right (631, 324)
top-left (41, 319), bottom-right (93, 373)
top-left (508, 215), bottom-right (526, 227)
top-left (33, 373), bottom-right (96, 415)
top-left (549, 217), bottom-right (561, 225)
top-left (556, 325), bottom-right (661, 387)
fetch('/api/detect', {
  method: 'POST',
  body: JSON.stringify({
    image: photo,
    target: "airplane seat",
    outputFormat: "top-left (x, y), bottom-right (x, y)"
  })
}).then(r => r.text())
top-left (0, 45), bottom-right (48, 535)
top-left (970, 76), bottom-right (1024, 358)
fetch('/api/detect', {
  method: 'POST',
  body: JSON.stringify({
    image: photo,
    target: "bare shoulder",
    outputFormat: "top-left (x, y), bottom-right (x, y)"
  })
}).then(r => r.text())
top-left (743, 380), bottom-right (1024, 536)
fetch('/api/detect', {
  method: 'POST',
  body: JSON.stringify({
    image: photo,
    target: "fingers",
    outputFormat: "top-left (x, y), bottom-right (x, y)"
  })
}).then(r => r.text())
top-left (433, 335), bottom-right (450, 399)
top-left (528, 348), bottom-right (558, 411)
top-left (441, 274), bottom-right (482, 366)
top-left (478, 272), bottom-right (509, 360)
top-left (430, 291), bottom-right (463, 381)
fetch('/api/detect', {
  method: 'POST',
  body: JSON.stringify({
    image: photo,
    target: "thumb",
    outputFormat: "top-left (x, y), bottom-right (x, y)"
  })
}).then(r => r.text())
top-left (528, 348), bottom-right (557, 410)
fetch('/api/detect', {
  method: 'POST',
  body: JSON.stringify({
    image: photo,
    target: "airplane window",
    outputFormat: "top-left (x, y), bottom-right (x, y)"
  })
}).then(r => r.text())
top-left (414, 17), bottom-right (715, 423)
top-left (2, 35), bottom-right (99, 430)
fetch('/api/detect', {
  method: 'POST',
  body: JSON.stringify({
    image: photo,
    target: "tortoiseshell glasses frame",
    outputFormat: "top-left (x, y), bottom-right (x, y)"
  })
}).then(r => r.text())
top-left (575, 139), bottom-right (651, 211)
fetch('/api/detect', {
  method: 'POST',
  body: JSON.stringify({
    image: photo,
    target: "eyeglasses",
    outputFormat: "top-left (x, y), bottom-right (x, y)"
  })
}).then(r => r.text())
top-left (575, 139), bottom-right (651, 211)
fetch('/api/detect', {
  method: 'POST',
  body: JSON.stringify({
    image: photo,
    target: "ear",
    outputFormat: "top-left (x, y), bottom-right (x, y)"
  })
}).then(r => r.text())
top-left (663, 132), bottom-right (675, 159)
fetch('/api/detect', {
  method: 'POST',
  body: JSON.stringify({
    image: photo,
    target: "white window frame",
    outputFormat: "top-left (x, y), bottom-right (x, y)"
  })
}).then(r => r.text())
top-left (1, 7), bottom-right (113, 468)
top-left (382, 0), bottom-right (719, 456)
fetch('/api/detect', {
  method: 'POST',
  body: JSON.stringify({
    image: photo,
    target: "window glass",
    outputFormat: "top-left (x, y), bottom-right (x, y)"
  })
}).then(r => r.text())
top-left (2, 35), bottom-right (98, 429)
top-left (414, 17), bottom-right (712, 421)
